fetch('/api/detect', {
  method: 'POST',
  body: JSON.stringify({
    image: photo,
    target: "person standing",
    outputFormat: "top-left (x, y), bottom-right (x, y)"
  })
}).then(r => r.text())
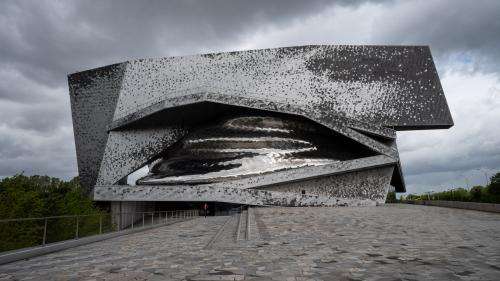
top-left (203, 202), bottom-right (208, 218)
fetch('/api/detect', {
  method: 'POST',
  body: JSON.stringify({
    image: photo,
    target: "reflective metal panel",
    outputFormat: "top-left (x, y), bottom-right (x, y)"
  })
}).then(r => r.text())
top-left (137, 115), bottom-right (375, 185)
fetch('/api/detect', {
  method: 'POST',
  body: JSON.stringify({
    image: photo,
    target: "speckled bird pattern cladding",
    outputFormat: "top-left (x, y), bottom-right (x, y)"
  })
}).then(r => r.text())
top-left (68, 45), bottom-right (453, 206)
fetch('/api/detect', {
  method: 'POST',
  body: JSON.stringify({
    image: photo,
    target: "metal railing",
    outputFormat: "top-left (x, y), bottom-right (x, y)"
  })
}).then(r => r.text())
top-left (0, 209), bottom-right (198, 253)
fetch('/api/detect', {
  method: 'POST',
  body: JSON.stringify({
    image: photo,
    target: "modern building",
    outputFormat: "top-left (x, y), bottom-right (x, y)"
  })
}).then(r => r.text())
top-left (68, 45), bottom-right (453, 212)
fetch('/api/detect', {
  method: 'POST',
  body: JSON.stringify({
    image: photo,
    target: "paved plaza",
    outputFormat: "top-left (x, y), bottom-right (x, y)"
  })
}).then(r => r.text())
top-left (1, 204), bottom-right (500, 280)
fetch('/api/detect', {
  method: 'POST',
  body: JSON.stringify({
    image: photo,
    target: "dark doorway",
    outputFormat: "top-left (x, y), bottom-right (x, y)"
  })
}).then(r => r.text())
top-left (152, 201), bottom-right (243, 216)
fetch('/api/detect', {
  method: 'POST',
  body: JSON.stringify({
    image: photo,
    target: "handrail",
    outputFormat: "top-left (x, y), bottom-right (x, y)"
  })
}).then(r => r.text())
top-left (0, 209), bottom-right (196, 223)
top-left (0, 209), bottom-right (199, 253)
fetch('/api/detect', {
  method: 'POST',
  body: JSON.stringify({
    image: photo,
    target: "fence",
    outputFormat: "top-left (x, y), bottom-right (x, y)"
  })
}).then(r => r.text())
top-left (402, 200), bottom-right (500, 213)
top-left (0, 210), bottom-right (198, 253)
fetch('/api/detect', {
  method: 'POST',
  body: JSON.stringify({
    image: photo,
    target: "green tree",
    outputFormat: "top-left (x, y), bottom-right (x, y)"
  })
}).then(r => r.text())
top-left (386, 191), bottom-right (397, 203)
top-left (407, 171), bottom-right (500, 204)
top-left (469, 186), bottom-right (483, 202)
top-left (487, 172), bottom-right (500, 196)
top-left (0, 174), bottom-right (107, 252)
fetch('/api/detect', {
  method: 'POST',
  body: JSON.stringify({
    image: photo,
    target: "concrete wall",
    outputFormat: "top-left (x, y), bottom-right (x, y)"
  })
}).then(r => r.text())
top-left (404, 200), bottom-right (500, 213)
top-left (110, 201), bottom-right (154, 229)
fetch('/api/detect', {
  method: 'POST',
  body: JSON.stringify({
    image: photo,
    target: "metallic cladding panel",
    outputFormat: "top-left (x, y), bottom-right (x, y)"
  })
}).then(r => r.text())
top-left (112, 45), bottom-right (453, 129)
top-left (68, 45), bottom-right (453, 198)
top-left (96, 127), bottom-right (187, 186)
top-left (136, 115), bottom-right (378, 186)
top-left (257, 166), bottom-right (394, 203)
top-left (94, 155), bottom-right (397, 199)
top-left (94, 166), bottom-right (393, 206)
top-left (68, 63), bottom-right (126, 195)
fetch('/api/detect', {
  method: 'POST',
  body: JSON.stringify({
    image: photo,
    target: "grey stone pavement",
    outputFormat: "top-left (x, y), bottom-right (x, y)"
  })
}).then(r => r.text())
top-left (1, 204), bottom-right (500, 280)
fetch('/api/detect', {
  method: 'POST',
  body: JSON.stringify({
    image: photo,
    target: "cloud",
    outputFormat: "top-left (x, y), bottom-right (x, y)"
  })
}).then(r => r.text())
top-left (398, 70), bottom-right (500, 193)
top-left (229, 0), bottom-right (500, 193)
top-left (371, 0), bottom-right (500, 74)
top-left (0, 0), bottom-right (499, 195)
top-left (0, 123), bottom-right (76, 179)
top-left (0, 0), bottom-right (357, 86)
top-left (236, 0), bottom-right (500, 74)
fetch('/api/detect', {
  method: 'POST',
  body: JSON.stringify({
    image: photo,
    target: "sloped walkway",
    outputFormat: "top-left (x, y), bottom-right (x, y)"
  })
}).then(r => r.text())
top-left (1, 205), bottom-right (500, 280)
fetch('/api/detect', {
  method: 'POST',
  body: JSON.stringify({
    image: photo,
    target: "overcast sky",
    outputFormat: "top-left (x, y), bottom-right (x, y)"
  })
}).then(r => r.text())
top-left (1, 0), bottom-right (499, 194)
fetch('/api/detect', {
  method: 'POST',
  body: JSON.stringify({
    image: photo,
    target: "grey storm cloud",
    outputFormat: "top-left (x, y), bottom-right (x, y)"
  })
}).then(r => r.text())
top-left (0, 0), bottom-right (375, 87)
top-left (369, 0), bottom-right (500, 74)
top-left (0, 0), bottom-right (499, 193)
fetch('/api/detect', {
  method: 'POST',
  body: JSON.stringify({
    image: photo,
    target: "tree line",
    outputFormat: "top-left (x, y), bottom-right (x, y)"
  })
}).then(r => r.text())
top-left (0, 174), bottom-right (110, 252)
top-left (2, 171), bottom-right (499, 251)
top-left (386, 171), bottom-right (500, 203)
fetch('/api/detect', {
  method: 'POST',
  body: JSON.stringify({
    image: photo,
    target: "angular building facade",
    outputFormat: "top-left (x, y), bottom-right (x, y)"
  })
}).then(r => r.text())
top-left (68, 45), bottom-right (453, 208)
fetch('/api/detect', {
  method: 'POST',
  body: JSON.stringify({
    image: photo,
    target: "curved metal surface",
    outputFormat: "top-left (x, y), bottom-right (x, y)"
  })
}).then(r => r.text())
top-left (137, 115), bottom-right (375, 185)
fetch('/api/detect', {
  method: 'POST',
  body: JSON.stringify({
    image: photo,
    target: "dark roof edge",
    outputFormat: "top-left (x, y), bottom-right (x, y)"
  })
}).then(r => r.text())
top-left (67, 45), bottom-right (432, 76)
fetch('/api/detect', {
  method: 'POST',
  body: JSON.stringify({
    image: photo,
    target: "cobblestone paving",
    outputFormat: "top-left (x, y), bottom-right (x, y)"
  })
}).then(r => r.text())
top-left (1, 204), bottom-right (500, 280)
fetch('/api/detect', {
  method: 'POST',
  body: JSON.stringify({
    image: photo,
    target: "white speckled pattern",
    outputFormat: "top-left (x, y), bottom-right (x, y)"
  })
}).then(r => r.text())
top-left (68, 45), bottom-right (453, 205)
